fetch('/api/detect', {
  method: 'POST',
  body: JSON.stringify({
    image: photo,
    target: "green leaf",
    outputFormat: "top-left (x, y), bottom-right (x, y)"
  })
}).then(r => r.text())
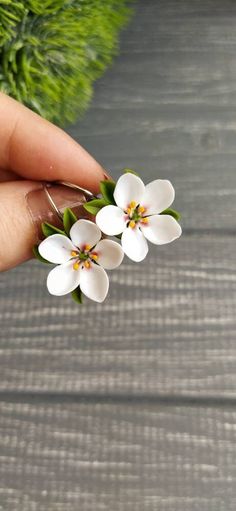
top-left (83, 204), bottom-right (101, 216)
top-left (63, 207), bottom-right (77, 235)
top-left (32, 245), bottom-right (52, 264)
top-left (100, 180), bottom-right (116, 205)
top-left (88, 198), bottom-right (108, 208)
top-left (41, 222), bottom-right (65, 237)
top-left (161, 208), bottom-right (181, 221)
top-left (83, 197), bottom-right (108, 215)
top-left (71, 286), bottom-right (83, 304)
top-left (123, 168), bottom-right (139, 176)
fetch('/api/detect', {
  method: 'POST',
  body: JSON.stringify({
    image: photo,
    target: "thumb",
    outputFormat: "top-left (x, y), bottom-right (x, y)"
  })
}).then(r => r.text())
top-left (0, 180), bottom-right (91, 271)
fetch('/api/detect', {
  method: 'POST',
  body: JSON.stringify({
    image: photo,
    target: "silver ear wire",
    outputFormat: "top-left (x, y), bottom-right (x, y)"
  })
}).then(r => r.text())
top-left (44, 181), bottom-right (97, 221)
top-left (56, 181), bottom-right (96, 199)
top-left (44, 184), bottom-right (63, 221)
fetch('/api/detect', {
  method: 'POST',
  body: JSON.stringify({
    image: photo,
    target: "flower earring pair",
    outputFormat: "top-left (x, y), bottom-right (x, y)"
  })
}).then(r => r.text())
top-left (35, 170), bottom-right (182, 303)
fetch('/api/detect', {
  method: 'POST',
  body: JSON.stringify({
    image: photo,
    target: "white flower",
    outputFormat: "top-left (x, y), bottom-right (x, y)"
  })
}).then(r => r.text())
top-left (38, 219), bottom-right (124, 302)
top-left (96, 173), bottom-right (182, 262)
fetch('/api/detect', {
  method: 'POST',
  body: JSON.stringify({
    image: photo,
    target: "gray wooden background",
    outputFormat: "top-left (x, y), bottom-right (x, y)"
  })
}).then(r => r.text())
top-left (1, 0), bottom-right (236, 509)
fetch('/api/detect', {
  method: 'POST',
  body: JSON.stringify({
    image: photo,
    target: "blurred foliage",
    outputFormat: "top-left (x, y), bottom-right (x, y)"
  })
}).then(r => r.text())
top-left (0, 0), bottom-right (131, 125)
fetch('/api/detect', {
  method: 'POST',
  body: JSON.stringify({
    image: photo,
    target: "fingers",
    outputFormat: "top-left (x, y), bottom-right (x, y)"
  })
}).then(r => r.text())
top-left (0, 92), bottom-right (108, 194)
top-left (0, 180), bottom-right (90, 271)
top-left (0, 168), bottom-right (19, 182)
top-left (0, 93), bottom-right (110, 271)
top-left (0, 181), bottom-right (42, 271)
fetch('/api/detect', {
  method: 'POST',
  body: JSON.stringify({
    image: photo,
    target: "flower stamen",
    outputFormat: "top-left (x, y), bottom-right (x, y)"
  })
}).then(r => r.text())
top-left (138, 205), bottom-right (146, 214)
top-left (71, 250), bottom-right (78, 257)
top-left (129, 220), bottom-right (136, 229)
top-left (125, 201), bottom-right (148, 228)
top-left (84, 260), bottom-right (91, 269)
top-left (73, 261), bottom-right (80, 271)
top-left (90, 252), bottom-right (98, 260)
top-left (84, 244), bottom-right (91, 251)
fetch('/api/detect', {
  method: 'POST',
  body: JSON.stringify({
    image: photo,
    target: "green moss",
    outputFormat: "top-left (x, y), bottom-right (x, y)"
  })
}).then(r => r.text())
top-left (0, 0), bottom-right (132, 125)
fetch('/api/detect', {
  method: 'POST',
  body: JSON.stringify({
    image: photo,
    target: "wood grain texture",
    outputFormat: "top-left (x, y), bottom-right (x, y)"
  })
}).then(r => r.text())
top-left (0, 401), bottom-right (236, 511)
top-left (1, 0), bottom-right (236, 509)
top-left (0, 236), bottom-right (236, 398)
top-left (69, 0), bottom-right (236, 231)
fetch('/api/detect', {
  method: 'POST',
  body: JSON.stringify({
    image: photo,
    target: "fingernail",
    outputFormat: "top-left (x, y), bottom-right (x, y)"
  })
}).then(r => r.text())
top-left (26, 183), bottom-right (92, 241)
top-left (103, 168), bottom-right (113, 180)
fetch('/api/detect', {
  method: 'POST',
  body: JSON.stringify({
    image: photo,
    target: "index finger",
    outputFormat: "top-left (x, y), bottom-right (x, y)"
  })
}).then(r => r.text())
top-left (0, 92), bottom-right (106, 193)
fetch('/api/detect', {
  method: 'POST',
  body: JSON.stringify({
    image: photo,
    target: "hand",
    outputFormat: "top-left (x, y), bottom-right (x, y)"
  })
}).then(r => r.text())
top-left (0, 92), bottom-right (106, 271)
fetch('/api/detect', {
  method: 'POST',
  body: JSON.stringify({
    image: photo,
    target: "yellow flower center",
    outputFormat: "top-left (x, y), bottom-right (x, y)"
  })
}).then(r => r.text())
top-left (71, 247), bottom-right (99, 270)
top-left (125, 201), bottom-right (149, 228)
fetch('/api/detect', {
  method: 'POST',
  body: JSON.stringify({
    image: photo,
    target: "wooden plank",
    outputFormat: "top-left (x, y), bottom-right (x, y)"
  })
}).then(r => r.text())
top-left (0, 400), bottom-right (235, 510)
top-left (69, 0), bottom-right (236, 230)
top-left (0, 235), bottom-right (235, 397)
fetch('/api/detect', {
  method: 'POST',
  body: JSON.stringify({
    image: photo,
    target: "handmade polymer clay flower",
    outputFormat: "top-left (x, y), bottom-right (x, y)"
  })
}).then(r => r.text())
top-left (38, 219), bottom-right (124, 303)
top-left (33, 171), bottom-right (182, 305)
top-left (95, 173), bottom-right (182, 262)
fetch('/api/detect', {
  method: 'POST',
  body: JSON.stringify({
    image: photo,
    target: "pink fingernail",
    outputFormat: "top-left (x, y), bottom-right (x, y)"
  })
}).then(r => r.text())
top-left (103, 168), bottom-right (113, 180)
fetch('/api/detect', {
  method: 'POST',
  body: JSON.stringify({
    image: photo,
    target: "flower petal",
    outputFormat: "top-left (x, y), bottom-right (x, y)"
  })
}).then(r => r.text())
top-left (121, 226), bottom-right (148, 262)
top-left (141, 214), bottom-right (182, 245)
top-left (142, 179), bottom-right (175, 215)
top-left (38, 234), bottom-right (76, 264)
top-left (47, 260), bottom-right (80, 296)
top-left (80, 263), bottom-right (109, 303)
top-left (94, 239), bottom-right (124, 270)
top-left (70, 219), bottom-right (101, 249)
top-left (114, 173), bottom-right (145, 209)
top-left (96, 205), bottom-right (127, 235)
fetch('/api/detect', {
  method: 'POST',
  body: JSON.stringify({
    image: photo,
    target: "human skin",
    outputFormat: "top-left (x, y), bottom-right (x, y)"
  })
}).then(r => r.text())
top-left (0, 93), bottom-right (108, 271)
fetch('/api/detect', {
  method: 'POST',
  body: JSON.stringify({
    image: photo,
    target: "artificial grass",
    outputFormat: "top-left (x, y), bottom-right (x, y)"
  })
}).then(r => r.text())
top-left (0, 0), bottom-right (131, 126)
